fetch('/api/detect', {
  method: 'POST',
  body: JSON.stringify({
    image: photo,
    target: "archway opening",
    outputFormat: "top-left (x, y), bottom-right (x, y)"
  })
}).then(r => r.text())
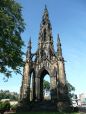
top-left (43, 74), bottom-right (51, 100)
top-left (40, 69), bottom-right (51, 101)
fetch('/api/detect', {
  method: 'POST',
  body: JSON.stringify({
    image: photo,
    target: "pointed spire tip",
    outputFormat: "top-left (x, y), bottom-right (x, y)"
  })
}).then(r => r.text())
top-left (44, 4), bottom-right (48, 13)
top-left (57, 33), bottom-right (60, 41)
top-left (45, 4), bottom-right (47, 10)
top-left (57, 33), bottom-right (61, 46)
top-left (28, 37), bottom-right (32, 48)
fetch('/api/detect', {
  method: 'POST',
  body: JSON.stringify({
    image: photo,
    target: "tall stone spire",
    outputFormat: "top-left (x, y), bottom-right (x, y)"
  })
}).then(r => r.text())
top-left (57, 34), bottom-right (66, 85)
top-left (39, 5), bottom-right (53, 42)
top-left (42, 5), bottom-right (50, 26)
top-left (57, 34), bottom-right (63, 59)
top-left (26, 38), bottom-right (32, 60)
top-left (38, 6), bottom-right (54, 60)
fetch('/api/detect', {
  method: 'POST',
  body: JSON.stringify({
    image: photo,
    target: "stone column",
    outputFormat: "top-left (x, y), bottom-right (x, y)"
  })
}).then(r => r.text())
top-left (20, 61), bottom-right (31, 101)
top-left (35, 76), bottom-right (40, 101)
top-left (57, 59), bottom-right (71, 111)
top-left (31, 74), bottom-right (35, 101)
top-left (50, 72), bottom-right (57, 101)
top-left (58, 60), bottom-right (66, 85)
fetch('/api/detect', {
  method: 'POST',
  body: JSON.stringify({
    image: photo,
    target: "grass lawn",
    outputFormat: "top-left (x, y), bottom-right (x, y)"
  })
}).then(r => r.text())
top-left (13, 112), bottom-right (80, 114)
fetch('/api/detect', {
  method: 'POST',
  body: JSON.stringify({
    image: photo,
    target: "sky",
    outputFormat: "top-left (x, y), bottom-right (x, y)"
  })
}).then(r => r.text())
top-left (0, 0), bottom-right (86, 96)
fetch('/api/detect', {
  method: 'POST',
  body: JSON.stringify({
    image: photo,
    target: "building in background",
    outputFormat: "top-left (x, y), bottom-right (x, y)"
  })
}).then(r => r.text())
top-left (79, 93), bottom-right (86, 107)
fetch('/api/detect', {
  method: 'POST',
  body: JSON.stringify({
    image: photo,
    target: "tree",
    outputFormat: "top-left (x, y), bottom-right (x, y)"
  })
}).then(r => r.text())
top-left (43, 80), bottom-right (50, 90)
top-left (67, 82), bottom-right (75, 98)
top-left (67, 82), bottom-right (75, 92)
top-left (68, 81), bottom-right (75, 93)
top-left (0, 0), bottom-right (25, 77)
top-left (0, 90), bottom-right (19, 100)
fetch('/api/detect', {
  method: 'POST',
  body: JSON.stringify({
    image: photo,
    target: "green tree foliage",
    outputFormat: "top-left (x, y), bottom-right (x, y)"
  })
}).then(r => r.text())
top-left (0, 90), bottom-right (19, 100)
top-left (0, 0), bottom-right (25, 77)
top-left (0, 101), bottom-right (10, 114)
top-left (43, 80), bottom-right (50, 90)
top-left (67, 82), bottom-right (75, 92)
top-left (67, 81), bottom-right (75, 100)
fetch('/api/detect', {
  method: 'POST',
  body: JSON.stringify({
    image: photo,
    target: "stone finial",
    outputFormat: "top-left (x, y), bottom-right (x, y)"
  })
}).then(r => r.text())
top-left (57, 34), bottom-right (62, 58)
top-left (28, 37), bottom-right (32, 49)
top-left (57, 34), bottom-right (61, 46)
top-left (26, 37), bottom-right (32, 60)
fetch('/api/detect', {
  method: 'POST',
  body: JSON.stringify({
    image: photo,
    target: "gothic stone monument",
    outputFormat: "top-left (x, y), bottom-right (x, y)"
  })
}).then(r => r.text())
top-left (19, 6), bottom-right (71, 112)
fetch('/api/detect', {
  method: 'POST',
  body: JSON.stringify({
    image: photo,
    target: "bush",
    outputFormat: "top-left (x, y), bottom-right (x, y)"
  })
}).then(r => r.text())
top-left (4, 101), bottom-right (10, 111)
top-left (0, 102), bottom-right (4, 110)
top-left (0, 101), bottom-right (10, 114)
top-left (11, 104), bottom-right (17, 111)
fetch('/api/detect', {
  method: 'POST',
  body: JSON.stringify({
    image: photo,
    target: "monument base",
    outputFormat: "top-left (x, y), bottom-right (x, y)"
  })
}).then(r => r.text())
top-left (17, 100), bottom-right (72, 112)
